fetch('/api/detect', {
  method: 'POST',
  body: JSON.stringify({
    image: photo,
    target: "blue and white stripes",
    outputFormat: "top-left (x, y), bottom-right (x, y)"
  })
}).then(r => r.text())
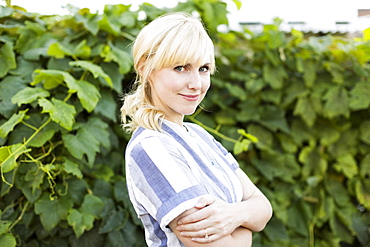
top-left (125, 120), bottom-right (243, 246)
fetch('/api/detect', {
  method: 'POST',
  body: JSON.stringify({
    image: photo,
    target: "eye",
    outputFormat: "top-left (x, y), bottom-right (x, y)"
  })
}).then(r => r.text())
top-left (199, 65), bottom-right (210, 73)
top-left (174, 66), bottom-right (186, 72)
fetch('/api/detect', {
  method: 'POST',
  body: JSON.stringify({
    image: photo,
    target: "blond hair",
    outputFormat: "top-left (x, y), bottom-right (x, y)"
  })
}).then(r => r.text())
top-left (120, 12), bottom-right (215, 133)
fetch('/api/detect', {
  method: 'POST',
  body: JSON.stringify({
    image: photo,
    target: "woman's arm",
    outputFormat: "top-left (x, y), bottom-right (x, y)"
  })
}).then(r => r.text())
top-left (175, 168), bottom-right (273, 243)
top-left (169, 207), bottom-right (252, 247)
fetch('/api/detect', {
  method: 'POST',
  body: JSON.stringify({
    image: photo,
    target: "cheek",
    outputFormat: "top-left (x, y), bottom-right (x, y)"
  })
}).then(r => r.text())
top-left (202, 78), bottom-right (211, 92)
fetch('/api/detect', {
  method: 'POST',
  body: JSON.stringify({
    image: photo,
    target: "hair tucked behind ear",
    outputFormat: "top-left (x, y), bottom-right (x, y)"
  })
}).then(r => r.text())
top-left (120, 12), bottom-right (215, 133)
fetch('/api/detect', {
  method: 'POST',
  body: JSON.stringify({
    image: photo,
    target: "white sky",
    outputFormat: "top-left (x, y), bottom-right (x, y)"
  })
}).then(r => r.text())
top-left (5, 0), bottom-right (370, 32)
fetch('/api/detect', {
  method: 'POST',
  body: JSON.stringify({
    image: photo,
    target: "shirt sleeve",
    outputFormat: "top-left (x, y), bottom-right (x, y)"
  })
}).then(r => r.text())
top-left (126, 135), bottom-right (209, 229)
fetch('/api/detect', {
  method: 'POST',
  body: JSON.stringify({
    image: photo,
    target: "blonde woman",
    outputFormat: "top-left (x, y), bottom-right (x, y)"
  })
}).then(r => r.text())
top-left (121, 12), bottom-right (272, 247)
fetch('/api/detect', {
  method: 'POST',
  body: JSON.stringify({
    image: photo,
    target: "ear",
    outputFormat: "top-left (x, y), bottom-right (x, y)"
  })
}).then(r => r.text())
top-left (137, 58), bottom-right (146, 76)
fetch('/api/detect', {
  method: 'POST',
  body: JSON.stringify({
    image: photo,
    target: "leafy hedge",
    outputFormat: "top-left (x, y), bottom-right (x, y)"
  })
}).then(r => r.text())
top-left (0, 1), bottom-right (369, 246)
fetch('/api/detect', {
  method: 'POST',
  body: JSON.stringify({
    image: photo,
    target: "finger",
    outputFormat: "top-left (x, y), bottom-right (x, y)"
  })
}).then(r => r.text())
top-left (177, 209), bottom-right (210, 226)
top-left (180, 227), bottom-right (215, 238)
top-left (191, 234), bottom-right (221, 243)
top-left (194, 195), bottom-right (216, 209)
top-left (177, 219), bottom-right (208, 232)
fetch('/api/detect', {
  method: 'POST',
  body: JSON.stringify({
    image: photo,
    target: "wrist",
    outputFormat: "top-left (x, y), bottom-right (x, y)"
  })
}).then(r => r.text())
top-left (230, 202), bottom-right (248, 229)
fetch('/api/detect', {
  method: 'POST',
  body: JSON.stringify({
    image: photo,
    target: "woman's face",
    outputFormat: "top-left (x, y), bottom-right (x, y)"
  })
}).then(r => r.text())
top-left (149, 62), bottom-right (211, 125)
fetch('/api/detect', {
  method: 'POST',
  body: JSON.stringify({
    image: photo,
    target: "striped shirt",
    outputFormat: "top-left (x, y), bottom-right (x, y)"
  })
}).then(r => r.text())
top-left (125, 120), bottom-right (243, 247)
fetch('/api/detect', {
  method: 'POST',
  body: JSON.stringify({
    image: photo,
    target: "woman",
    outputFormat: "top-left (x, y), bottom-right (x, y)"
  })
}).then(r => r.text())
top-left (121, 12), bottom-right (272, 247)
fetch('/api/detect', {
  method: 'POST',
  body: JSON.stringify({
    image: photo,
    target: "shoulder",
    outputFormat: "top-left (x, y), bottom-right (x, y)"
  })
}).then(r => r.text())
top-left (184, 122), bottom-right (211, 137)
top-left (184, 122), bottom-right (216, 143)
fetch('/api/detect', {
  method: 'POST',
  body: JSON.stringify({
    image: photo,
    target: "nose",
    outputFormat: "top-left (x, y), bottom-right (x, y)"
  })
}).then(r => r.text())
top-left (188, 71), bottom-right (202, 90)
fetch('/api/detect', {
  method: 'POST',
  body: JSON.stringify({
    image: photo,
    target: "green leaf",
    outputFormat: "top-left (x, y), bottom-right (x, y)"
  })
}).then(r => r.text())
top-left (323, 61), bottom-right (344, 84)
top-left (329, 214), bottom-right (354, 244)
top-left (276, 133), bottom-right (298, 153)
top-left (254, 152), bottom-right (300, 183)
top-left (299, 145), bottom-right (328, 180)
top-left (237, 129), bottom-right (259, 143)
top-left (325, 177), bottom-right (351, 207)
top-left (259, 105), bottom-right (289, 133)
top-left (287, 201), bottom-right (313, 237)
top-left (328, 129), bottom-right (359, 159)
top-left (94, 89), bottom-right (117, 122)
top-left (0, 110), bottom-right (28, 138)
top-left (245, 78), bottom-right (265, 94)
top-left (263, 217), bottom-right (289, 242)
top-left (265, 49), bottom-right (281, 66)
top-left (303, 60), bottom-right (317, 87)
top-left (232, 0), bottom-right (242, 10)
top-left (101, 43), bottom-right (132, 74)
top-left (293, 96), bottom-right (316, 127)
top-left (0, 6), bottom-right (14, 18)
top-left (247, 124), bottom-right (273, 150)
top-left (66, 178), bottom-right (88, 205)
top-left (67, 209), bottom-right (92, 238)
top-left (334, 154), bottom-right (358, 179)
top-left (316, 123), bottom-right (341, 146)
top-left (214, 111), bottom-right (237, 125)
top-left (67, 194), bottom-right (104, 238)
top-left (349, 81), bottom-right (370, 110)
top-left (14, 163), bottom-right (42, 202)
top-left (47, 40), bottom-right (91, 59)
top-left (0, 233), bottom-right (16, 247)
top-left (281, 80), bottom-right (308, 106)
top-left (28, 122), bottom-right (58, 148)
top-left (359, 154), bottom-right (370, 179)
top-left (0, 221), bottom-right (11, 234)
top-left (323, 86), bottom-right (350, 119)
top-left (47, 43), bottom-right (66, 59)
top-left (69, 60), bottom-right (112, 88)
top-left (0, 76), bottom-right (27, 118)
top-left (34, 193), bottom-right (73, 232)
top-left (62, 117), bottom-right (110, 165)
top-left (263, 63), bottom-right (287, 89)
top-left (91, 165), bottom-right (114, 181)
top-left (24, 166), bottom-right (45, 194)
top-left (15, 21), bottom-right (51, 54)
top-left (0, 42), bottom-right (16, 78)
top-left (80, 194), bottom-right (104, 216)
top-left (31, 69), bottom-right (66, 90)
top-left (99, 209), bottom-right (126, 234)
top-left (233, 139), bottom-right (251, 155)
top-left (225, 83), bottom-right (246, 100)
top-left (75, 12), bottom-right (101, 35)
top-left (260, 89), bottom-right (282, 105)
top-left (355, 179), bottom-right (370, 210)
top-left (100, 62), bottom-right (124, 93)
top-left (33, 69), bottom-right (100, 112)
top-left (359, 120), bottom-right (370, 145)
top-left (11, 87), bottom-right (50, 106)
top-left (69, 80), bottom-right (101, 112)
top-left (38, 98), bottom-right (76, 130)
top-left (62, 158), bottom-right (83, 179)
top-left (195, 1), bottom-right (228, 33)
top-left (98, 16), bottom-right (120, 36)
top-left (316, 195), bottom-right (335, 227)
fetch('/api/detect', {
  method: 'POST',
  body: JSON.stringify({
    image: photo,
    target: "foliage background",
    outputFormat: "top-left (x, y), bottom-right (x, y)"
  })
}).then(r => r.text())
top-left (0, 0), bottom-right (369, 246)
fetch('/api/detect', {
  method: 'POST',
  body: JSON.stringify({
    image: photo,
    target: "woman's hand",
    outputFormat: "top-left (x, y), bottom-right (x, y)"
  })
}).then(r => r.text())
top-left (175, 195), bottom-right (241, 243)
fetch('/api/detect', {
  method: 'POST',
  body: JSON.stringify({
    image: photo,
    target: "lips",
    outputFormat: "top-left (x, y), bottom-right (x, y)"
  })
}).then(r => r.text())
top-left (179, 94), bottom-right (200, 101)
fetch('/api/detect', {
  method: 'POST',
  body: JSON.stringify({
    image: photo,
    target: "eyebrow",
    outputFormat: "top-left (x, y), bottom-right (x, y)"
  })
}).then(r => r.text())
top-left (184, 62), bottom-right (211, 67)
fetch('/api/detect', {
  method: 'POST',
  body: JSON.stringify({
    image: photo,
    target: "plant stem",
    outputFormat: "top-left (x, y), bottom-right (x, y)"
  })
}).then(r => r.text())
top-left (187, 114), bottom-right (238, 144)
top-left (8, 200), bottom-right (30, 232)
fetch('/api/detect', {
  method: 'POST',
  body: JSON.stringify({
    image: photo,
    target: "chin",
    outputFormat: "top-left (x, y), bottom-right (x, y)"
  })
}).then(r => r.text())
top-left (183, 109), bottom-right (197, 116)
